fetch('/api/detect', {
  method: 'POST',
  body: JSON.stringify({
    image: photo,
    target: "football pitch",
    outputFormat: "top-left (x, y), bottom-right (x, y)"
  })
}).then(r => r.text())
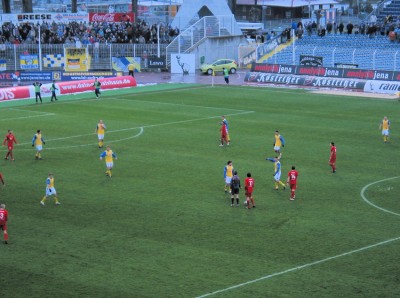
top-left (0, 84), bottom-right (399, 297)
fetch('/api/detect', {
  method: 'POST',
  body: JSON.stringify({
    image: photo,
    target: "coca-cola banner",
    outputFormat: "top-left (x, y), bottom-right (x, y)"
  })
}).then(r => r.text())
top-left (89, 13), bottom-right (134, 23)
top-left (0, 86), bottom-right (31, 101)
top-left (251, 63), bottom-right (400, 81)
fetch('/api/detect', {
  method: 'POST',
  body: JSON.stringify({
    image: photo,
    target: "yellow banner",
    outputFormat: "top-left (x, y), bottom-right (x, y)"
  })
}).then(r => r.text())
top-left (65, 48), bottom-right (90, 72)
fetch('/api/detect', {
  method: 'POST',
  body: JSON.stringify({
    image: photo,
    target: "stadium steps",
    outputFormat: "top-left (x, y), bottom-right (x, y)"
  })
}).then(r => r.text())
top-left (257, 38), bottom-right (296, 63)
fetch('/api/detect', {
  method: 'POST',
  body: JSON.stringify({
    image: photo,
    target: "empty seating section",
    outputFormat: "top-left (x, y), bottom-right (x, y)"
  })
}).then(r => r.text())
top-left (377, 0), bottom-right (400, 22)
top-left (264, 34), bottom-right (400, 71)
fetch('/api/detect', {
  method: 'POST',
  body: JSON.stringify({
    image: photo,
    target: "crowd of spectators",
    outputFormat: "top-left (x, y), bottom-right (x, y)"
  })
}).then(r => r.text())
top-left (0, 19), bottom-right (180, 46)
top-left (288, 16), bottom-right (400, 41)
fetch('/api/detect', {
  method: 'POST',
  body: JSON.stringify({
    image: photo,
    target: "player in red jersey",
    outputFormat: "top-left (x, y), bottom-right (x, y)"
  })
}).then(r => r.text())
top-left (244, 172), bottom-right (256, 209)
top-left (3, 130), bottom-right (18, 161)
top-left (219, 122), bottom-right (229, 147)
top-left (286, 166), bottom-right (299, 201)
top-left (0, 172), bottom-right (4, 185)
top-left (0, 204), bottom-right (9, 244)
top-left (329, 142), bottom-right (337, 173)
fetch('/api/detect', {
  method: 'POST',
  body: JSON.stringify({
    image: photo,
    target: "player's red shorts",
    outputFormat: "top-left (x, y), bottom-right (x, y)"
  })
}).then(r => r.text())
top-left (7, 145), bottom-right (13, 151)
top-left (245, 189), bottom-right (253, 197)
top-left (289, 183), bottom-right (297, 190)
top-left (330, 157), bottom-right (336, 163)
top-left (0, 223), bottom-right (7, 231)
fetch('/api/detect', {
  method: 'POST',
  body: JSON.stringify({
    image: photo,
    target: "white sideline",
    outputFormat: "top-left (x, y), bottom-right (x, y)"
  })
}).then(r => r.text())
top-left (196, 236), bottom-right (400, 298)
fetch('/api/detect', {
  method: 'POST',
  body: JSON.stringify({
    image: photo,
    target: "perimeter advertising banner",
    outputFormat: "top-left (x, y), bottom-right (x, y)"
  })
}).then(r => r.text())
top-left (0, 76), bottom-right (136, 101)
top-left (251, 63), bottom-right (400, 81)
top-left (0, 86), bottom-right (31, 101)
top-left (364, 80), bottom-right (400, 94)
top-left (0, 71), bottom-right (120, 81)
top-left (1, 13), bottom-right (88, 24)
top-left (245, 72), bottom-right (366, 90)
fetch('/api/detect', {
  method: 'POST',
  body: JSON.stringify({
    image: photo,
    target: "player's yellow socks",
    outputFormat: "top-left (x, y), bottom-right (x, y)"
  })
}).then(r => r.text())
top-left (109, 170), bottom-right (112, 177)
top-left (275, 182), bottom-right (279, 189)
top-left (54, 197), bottom-right (59, 204)
top-left (41, 196), bottom-right (46, 203)
top-left (279, 181), bottom-right (286, 187)
top-left (38, 153), bottom-right (41, 159)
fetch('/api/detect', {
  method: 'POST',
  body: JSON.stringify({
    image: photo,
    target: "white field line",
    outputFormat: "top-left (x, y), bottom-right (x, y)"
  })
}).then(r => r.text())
top-left (196, 236), bottom-right (400, 298)
top-left (197, 177), bottom-right (400, 297)
top-left (0, 108), bottom-right (55, 121)
top-left (44, 127), bottom-right (144, 150)
top-left (33, 85), bottom-right (210, 107)
top-left (0, 113), bottom-right (55, 121)
top-left (4, 110), bottom-right (254, 151)
top-left (360, 176), bottom-right (400, 217)
top-left (8, 108), bottom-right (53, 114)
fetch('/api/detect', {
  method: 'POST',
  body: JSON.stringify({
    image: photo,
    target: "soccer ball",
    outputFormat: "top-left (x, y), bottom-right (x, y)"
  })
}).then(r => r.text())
top-left (243, 200), bottom-right (248, 206)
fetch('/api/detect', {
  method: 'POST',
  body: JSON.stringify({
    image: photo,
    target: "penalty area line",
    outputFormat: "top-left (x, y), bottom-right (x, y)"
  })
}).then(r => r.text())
top-left (196, 236), bottom-right (400, 298)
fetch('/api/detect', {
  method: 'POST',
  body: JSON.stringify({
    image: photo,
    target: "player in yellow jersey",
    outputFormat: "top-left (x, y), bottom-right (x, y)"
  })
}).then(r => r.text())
top-left (32, 129), bottom-right (45, 160)
top-left (40, 173), bottom-right (60, 206)
top-left (95, 120), bottom-right (107, 148)
top-left (223, 160), bottom-right (234, 193)
top-left (379, 116), bottom-right (391, 143)
top-left (100, 145), bottom-right (117, 177)
top-left (266, 156), bottom-right (286, 190)
top-left (273, 130), bottom-right (285, 158)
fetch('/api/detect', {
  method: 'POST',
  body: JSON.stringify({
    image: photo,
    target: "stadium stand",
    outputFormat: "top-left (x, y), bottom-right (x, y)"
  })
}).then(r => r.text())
top-left (264, 32), bottom-right (400, 71)
top-left (0, 19), bottom-right (179, 45)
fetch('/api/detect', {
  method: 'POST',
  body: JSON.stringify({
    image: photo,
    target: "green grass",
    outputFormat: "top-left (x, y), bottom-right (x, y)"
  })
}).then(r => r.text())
top-left (1, 84), bottom-right (400, 297)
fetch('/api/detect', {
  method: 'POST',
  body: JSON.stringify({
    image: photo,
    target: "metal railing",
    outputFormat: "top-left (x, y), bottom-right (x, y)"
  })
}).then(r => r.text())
top-left (264, 45), bottom-right (400, 71)
top-left (0, 43), bottom-right (169, 72)
top-left (166, 16), bottom-right (242, 67)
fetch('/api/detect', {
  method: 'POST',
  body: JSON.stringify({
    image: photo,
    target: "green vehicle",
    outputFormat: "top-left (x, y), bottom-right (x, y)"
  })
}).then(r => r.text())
top-left (200, 59), bottom-right (237, 75)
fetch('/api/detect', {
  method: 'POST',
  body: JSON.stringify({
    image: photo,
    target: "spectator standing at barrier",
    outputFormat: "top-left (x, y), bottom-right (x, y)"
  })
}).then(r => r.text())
top-left (339, 23), bottom-right (344, 34)
top-left (93, 78), bottom-right (101, 99)
top-left (327, 22), bottom-right (333, 34)
top-left (311, 21), bottom-right (317, 34)
top-left (50, 80), bottom-right (58, 102)
top-left (347, 22), bottom-right (354, 34)
top-left (33, 81), bottom-right (42, 103)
